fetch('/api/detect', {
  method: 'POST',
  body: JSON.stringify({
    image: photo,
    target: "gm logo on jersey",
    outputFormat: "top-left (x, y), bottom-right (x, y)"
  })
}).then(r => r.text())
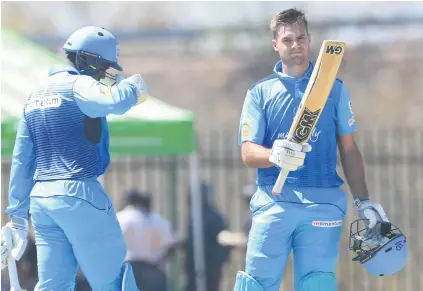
top-left (25, 95), bottom-right (62, 112)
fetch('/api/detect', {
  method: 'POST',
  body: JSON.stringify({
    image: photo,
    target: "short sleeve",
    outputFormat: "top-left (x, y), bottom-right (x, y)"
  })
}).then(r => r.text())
top-left (238, 88), bottom-right (266, 145)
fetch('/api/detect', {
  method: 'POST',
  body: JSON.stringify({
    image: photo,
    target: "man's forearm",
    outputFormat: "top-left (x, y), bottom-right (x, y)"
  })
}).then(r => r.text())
top-left (340, 146), bottom-right (369, 200)
top-left (242, 142), bottom-right (274, 168)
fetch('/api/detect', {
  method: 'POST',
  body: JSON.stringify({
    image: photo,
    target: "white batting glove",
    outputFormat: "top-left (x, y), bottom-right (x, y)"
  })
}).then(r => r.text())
top-left (354, 198), bottom-right (391, 247)
top-left (122, 74), bottom-right (149, 105)
top-left (354, 198), bottom-right (389, 228)
top-left (1, 217), bottom-right (29, 263)
top-left (269, 140), bottom-right (312, 171)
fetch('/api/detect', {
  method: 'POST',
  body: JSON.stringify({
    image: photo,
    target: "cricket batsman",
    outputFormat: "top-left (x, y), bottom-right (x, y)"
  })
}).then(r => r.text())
top-left (1, 26), bottom-right (148, 290)
top-left (234, 9), bottom-right (406, 291)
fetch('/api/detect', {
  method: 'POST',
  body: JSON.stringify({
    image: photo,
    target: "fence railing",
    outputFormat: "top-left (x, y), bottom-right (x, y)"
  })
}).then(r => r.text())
top-left (1, 128), bottom-right (422, 291)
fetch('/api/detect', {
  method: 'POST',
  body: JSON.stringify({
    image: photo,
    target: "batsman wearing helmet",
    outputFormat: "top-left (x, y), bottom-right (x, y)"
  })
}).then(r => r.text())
top-left (234, 9), bottom-right (407, 291)
top-left (1, 26), bottom-right (148, 290)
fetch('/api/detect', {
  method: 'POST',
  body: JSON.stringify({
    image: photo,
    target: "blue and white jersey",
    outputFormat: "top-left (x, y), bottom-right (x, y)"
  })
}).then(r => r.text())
top-left (239, 61), bottom-right (356, 188)
top-left (6, 65), bottom-right (139, 219)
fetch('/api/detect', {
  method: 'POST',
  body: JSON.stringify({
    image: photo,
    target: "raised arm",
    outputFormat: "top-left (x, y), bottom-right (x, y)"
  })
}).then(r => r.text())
top-left (239, 88), bottom-right (309, 171)
top-left (73, 74), bottom-right (149, 118)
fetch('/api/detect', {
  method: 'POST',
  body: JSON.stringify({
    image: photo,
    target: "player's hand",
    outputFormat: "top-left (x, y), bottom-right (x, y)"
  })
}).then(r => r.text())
top-left (354, 198), bottom-right (389, 229)
top-left (354, 198), bottom-right (390, 247)
top-left (1, 217), bottom-right (29, 263)
top-left (269, 139), bottom-right (312, 171)
top-left (122, 74), bottom-right (149, 104)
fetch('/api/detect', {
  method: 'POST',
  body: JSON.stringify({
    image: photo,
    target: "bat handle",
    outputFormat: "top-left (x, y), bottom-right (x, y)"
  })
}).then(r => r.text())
top-left (272, 168), bottom-right (290, 195)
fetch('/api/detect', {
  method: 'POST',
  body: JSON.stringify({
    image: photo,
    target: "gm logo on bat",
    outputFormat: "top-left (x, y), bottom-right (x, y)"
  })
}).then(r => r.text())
top-left (292, 108), bottom-right (320, 144)
top-left (326, 45), bottom-right (343, 55)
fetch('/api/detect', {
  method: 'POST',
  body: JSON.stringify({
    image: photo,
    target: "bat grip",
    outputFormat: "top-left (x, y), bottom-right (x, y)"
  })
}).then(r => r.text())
top-left (272, 168), bottom-right (290, 195)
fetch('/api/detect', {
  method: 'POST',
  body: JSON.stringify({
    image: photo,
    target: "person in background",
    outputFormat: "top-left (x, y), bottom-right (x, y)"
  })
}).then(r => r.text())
top-left (117, 190), bottom-right (177, 291)
top-left (217, 182), bottom-right (257, 249)
top-left (184, 182), bottom-right (230, 291)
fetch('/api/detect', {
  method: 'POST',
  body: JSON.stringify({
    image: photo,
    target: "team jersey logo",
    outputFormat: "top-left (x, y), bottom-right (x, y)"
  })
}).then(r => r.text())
top-left (348, 101), bottom-right (354, 114)
top-left (241, 124), bottom-right (249, 140)
top-left (312, 220), bottom-right (343, 228)
top-left (348, 101), bottom-right (356, 126)
top-left (25, 95), bottom-right (62, 112)
top-left (277, 128), bottom-right (321, 143)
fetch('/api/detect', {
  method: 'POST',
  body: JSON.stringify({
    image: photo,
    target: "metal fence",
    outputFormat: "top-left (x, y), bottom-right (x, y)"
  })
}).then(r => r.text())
top-left (1, 128), bottom-right (422, 291)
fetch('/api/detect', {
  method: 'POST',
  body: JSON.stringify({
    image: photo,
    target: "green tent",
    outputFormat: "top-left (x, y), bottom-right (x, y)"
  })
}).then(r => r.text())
top-left (107, 97), bottom-right (195, 156)
top-left (1, 28), bottom-right (207, 291)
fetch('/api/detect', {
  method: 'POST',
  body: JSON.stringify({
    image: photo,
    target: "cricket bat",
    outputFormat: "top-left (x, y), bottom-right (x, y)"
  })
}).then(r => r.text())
top-left (3, 226), bottom-right (26, 291)
top-left (272, 40), bottom-right (346, 195)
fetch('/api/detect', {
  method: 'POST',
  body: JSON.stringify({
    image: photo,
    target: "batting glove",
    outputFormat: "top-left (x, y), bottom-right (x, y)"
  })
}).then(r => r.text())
top-left (354, 198), bottom-right (389, 228)
top-left (121, 74), bottom-right (150, 105)
top-left (269, 139), bottom-right (312, 171)
top-left (354, 198), bottom-right (391, 247)
top-left (1, 216), bottom-right (29, 264)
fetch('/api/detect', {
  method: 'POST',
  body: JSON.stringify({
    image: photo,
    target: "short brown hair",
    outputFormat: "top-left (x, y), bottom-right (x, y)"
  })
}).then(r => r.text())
top-left (270, 8), bottom-right (308, 39)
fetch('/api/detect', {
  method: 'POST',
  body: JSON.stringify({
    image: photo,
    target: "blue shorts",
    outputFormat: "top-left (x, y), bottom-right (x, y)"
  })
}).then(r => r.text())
top-left (29, 179), bottom-right (126, 290)
top-left (244, 184), bottom-right (347, 291)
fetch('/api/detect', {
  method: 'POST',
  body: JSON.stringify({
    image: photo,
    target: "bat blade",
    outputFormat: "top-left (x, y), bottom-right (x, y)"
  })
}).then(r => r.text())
top-left (272, 40), bottom-right (346, 195)
top-left (3, 226), bottom-right (26, 291)
top-left (8, 256), bottom-right (26, 291)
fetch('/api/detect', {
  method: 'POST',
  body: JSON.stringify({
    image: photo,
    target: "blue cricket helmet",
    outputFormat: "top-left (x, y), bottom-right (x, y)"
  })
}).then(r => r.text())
top-left (63, 26), bottom-right (122, 78)
top-left (349, 219), bottom-right (408, 276)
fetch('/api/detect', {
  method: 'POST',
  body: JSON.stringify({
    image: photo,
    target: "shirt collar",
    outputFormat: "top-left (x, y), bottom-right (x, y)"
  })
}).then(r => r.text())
top-left (273, 60), bottom-right (313, 82)
top-left (48, 64), bottom-right (80, 76)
